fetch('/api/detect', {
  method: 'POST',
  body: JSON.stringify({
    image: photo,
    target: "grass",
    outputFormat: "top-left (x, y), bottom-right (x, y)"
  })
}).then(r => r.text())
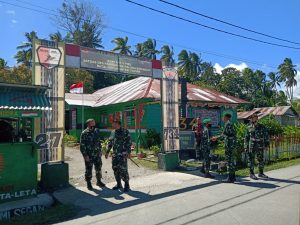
top-left (0, 203), bottom-right (79, 225)
top-left (235, 157), bottom-right (300, 177)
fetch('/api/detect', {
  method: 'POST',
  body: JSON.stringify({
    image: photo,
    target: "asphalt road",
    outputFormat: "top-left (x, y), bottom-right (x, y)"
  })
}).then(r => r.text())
top-left (54, 164), bottom-right (300, 225)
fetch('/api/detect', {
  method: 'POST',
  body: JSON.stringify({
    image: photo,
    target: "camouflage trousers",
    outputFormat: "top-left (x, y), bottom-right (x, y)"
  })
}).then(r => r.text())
top-left (195, 140), bottom-right (201, 159)
top-left (202, 146), bottom-right (210, 173)
top-left (84, 155), bottom-right (102, 182)
top-left (225, 140), bottom-right (235, 175)
top-left (247, 148), bottom-right (264, 172)
top-left (112, 155), bottom-right (129, 182)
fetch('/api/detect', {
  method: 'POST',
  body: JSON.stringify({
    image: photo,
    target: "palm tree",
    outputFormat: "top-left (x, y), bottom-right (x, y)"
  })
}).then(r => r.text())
top-left (268, 72), bottom-right (281, 93)
top-left (160, 45), bottom-right (174, 66)
top-left (0, 58), bottom-right (7, 69)
top-left (177, 50), bottom-right (202, 81)
top-left (15, 50), bottom-right (31, 67)
top-left (142, 39), bottom-right (160, 60)
top-left (111, 36), bottom-right (132, 55)
top-left (15, 31), bottom-right (38, 67)
top-left (177, 50), bottom-right (192, 79)
top-left (49, 31), bottom-right (64, 42)
top-left (134, 43), bottom-right (144, 57)
top-left (278, 58), bottom-right (298, 102)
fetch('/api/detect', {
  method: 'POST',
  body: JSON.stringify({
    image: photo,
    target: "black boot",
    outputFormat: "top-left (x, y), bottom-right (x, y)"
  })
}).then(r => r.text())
top-left (124, 181), bottom-right (130, 192)
top-left (223, 174), bottom-right (235, 183)
top-left (258, 170), bottom-right (269, 179)
top-left (112, 179), bottom-right (122, 190)
top-left (250, 170), bottom-right (258, 180)
top-left (96, 180), bottom-right (106, 188)
top-left (87, 181), bottom-right (93, 190)
top-left (204, 172), bottom-right (214, 179)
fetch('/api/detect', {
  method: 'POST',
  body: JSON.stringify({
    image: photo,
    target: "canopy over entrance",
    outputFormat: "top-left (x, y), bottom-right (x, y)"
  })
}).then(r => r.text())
top-left (0, 83), bottom-right (51, 111)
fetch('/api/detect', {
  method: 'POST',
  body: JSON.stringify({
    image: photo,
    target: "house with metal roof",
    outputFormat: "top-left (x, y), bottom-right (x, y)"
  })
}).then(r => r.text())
top-left (65, 77), bottom-right (248, 141)
top-left (237, 106), bottom-right (300, 126)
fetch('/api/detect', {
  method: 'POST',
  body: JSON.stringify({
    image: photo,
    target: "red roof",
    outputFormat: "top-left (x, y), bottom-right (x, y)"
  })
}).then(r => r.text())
top-left (65, 77), bottom-right (248, 107)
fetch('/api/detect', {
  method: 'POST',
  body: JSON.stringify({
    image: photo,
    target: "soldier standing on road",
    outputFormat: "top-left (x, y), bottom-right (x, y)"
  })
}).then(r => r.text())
top-left (192, 117), bottom-right (203, 161)
top-left (244, 113), bottom-right (270, 180)
top-left (201, 118), bottom-right (216, 178)
top-left (105, 120), bottom-right (132, 192)
top-left (80, 119), bottom-right (106, 190)
top-left (216, 113), bottom-right (236, 183)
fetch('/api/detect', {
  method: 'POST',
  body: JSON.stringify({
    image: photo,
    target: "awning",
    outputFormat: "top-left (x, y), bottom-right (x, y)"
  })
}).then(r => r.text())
top-left (0, 83), bottom-right (51, 111)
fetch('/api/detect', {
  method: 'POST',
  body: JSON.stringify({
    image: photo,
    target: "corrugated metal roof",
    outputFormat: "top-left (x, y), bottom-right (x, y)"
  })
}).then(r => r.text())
top-left (0, 83), bottom-right (52, 111)
top-left (65, 77), bottom-right (248, 107)
top-left (237, 106), bottom-right (298, 120)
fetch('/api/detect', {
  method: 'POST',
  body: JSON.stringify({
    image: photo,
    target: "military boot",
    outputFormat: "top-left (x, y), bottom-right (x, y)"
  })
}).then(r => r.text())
top-left (204, 172), bottom-right (215, 179)
top-left (249, 170), bottom-right (258, 180)
top-left (112, 179), bottom-right (122, 190)
top-left (124, 181), bottom-right (130, 192)
top-left (87, 181), bottom-right (93, 190)
top-left (223, 174), bottom-right (235, 183)
top-left (96, 180), bottom-right (106, 188)
top-left (258, 170), bottom-right (269, 179)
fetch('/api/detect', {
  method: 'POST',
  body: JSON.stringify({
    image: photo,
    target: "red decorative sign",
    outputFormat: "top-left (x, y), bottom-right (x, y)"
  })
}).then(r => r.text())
top-left (37, 46), bottom-right (61, 69)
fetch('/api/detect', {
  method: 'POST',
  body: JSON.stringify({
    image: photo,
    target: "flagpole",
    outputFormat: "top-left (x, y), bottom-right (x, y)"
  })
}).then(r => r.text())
top-left (81, 82), bottom-right (84, 132)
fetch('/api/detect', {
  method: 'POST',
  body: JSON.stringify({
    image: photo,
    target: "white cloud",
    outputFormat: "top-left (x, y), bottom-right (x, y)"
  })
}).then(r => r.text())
top-left (11, 19), bottom-right (17, 24)
top-left (213, 62), bottom-right (248, 74)
top-left (295, 70), bottom-right (300, 98)
top-left (6, 10), bottom-right (15, 15)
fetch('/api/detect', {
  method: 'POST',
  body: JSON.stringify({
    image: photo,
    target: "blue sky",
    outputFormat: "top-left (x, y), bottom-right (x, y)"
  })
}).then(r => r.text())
top-left (0, 0), bottom-right (299, 95)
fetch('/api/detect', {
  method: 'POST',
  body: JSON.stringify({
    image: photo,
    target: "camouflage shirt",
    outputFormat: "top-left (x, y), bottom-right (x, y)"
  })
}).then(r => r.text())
top-left (244, 123), bottom-right (270, 151)
top-left (80, 128), bottom-right (101, 157)
top-left (201, 126), bottom-right (211, 150)
top-left (219, 121), bottom-right (236, 141)
top-left (107, 127), bottom-right (131, 155)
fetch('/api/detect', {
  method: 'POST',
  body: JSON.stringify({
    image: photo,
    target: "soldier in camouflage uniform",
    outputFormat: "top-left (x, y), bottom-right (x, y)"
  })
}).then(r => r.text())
top-left (217, 113), bottom-right (236, 183)
top-left (105, 120), bottom-right (131, 192)
top-left (201, 118), bottom-right (216, 178)
top-left (80, 119), bottom-right (105, 190)
top-left (244, 113), bottom-right (270, 180)
top-left (192, 117), bottom-right (202, 161)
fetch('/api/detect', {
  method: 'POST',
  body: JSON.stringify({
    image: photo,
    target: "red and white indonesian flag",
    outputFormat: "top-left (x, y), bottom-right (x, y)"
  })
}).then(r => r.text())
top-left (70, 82), bottom-right (83, 94)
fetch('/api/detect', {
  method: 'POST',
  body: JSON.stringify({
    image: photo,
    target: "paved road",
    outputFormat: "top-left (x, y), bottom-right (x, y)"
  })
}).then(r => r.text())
top-left (54, 164), bottom-right (300, 225)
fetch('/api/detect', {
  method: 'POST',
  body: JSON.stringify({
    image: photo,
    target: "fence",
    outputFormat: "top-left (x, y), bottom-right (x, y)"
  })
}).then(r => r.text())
top-left (265, 135), bottom-right (300, 161)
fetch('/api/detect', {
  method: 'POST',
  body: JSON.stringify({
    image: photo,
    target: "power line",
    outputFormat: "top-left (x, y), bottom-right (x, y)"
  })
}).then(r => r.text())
top-left (159, 0), bottom-right (300, 46)
top-left (125, 0), bottom-right (300, 50)
top-left (0, 0), bottom-right (282, 69)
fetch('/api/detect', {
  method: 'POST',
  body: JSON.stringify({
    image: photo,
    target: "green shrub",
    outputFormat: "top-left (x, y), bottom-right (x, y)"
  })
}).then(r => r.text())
top-left (100, 139), bottom-right (110, 153)
top-left (283, 126), bottom-right (300, 135)
top-left (145, 129), bottom-right (161, 147)
top-left (234, 122), bottom-right (247, 165)
top-left (63, 133), bottom-right (78, 143)
top-left (149, 145), bottom-right (161, 156)
top-left (259, 115), bottom-right (284, 136)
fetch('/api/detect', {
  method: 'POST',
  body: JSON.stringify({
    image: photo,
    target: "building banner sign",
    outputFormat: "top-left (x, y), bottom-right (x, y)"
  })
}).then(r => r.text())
top-left (37, 46), bottom-right (61, 69)
top-left (162, 67), bottom-right (180, 151)
top-left (80, 47), bottom-right (152, 77)
top-left (193, 109), bottom-right (220, 127)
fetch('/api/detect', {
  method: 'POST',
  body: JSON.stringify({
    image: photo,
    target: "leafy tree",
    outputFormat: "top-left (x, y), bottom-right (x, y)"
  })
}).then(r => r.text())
top-left (0, 64), bottom-right (31, 84)
top-left (55, 0), bottom-right (104, 48)
top-left (111, 36), bottom-right (132, 55)
top-left (15, 31), bottom-right (38, 67)
top-left (278, 58), bottom-right (298, 102)
top-left (65, 69), bottom-right (94, 93)
top-left (160, 45), bottom-right (174, 66)
top-left (218, 67), bottom-right (244, 98)
top-left (0, 58), bottom-right (7, 69)
top-left (268, 72), bottom-right (280, 93)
